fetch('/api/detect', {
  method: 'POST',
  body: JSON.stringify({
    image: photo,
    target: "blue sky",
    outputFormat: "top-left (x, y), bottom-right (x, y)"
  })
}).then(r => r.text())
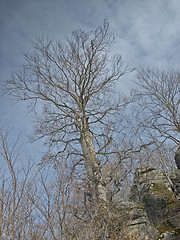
top-left (0, 0), bottom-right (180, 160)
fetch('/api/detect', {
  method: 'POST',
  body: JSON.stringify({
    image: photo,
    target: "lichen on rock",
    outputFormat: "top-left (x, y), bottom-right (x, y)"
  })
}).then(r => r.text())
top-left (121, 165), bottom-right (180, 239)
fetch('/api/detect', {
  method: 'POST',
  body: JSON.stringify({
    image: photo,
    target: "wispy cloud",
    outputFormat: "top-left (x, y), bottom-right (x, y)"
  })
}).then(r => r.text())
top-left (0, 0), bottom-right (180, 157)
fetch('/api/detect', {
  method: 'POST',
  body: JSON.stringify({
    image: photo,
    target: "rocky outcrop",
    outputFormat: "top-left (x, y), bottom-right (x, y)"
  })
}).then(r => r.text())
top-left (124, 165), bottom-right (180, 239)
top-left (111, 200), bottom-right (159, 239)
top-left (175, 147), bottom-right (180, 169)
top-left (109, 166), bottom-right (180, 239)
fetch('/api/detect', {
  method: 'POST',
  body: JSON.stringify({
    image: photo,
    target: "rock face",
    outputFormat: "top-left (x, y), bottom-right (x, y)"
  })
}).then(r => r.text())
top-left (123, 165), bottom-right (180, 240)
top-left (110, 166), bottom-right (180, 239)
top-left (175, 147), bottom-right (180, 169)
top-left (111, 200), bottom-right (159, 239)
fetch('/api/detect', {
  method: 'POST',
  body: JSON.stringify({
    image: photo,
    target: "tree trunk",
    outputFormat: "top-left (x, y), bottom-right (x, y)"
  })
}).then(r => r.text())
top-left (80, 126), bottom-right (107, 209)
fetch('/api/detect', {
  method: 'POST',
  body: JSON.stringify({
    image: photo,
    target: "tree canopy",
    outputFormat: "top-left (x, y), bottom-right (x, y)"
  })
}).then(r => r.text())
top-left (5, 21), bottom-right (133, 207)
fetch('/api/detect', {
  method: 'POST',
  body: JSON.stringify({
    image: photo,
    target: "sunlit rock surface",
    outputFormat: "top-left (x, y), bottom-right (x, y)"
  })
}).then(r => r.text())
top-left (112, 165), bottom-right (180, 239)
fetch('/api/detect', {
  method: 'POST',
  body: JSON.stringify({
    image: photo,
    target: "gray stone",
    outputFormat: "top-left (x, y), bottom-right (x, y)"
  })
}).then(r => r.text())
top-left (175, 147), bottom-right (180, 169)
top-left (120, 165), bottom-right (180, 239)
top-left (111, 200), bottom-right (159, 239)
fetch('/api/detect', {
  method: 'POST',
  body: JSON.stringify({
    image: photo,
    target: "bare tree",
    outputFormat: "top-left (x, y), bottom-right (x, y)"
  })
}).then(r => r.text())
top-left (0, 129), bottom-right (35, 240)
top-left (4, 21), bottom-right (132, 207)
top-left (27, 157), bottom-right (77, 240)
top-left (0, 129), bottom-right (78, 239)
top-left (133, 68), bottom-right (180, 156)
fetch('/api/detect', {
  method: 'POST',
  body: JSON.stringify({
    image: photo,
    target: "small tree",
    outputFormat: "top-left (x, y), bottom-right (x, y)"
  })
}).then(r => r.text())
top-left (134, 67), bottom-right (180, 167)
top-left (0, 129), bottom-right (34, 239)
top-left (4, 21), bottom-right (132, 208)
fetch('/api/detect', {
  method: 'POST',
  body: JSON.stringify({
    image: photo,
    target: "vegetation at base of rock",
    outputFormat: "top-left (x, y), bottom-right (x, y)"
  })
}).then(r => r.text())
top-left (148, 183), bottom-right (174, 198)
top-left (157, 223), bottom-right (177, 235)
top-left (167, 197), bottom-right (180, 211)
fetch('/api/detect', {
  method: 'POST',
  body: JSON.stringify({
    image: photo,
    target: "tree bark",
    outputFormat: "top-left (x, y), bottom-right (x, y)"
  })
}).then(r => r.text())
top-left (80, 125), bottom-right (107, 208)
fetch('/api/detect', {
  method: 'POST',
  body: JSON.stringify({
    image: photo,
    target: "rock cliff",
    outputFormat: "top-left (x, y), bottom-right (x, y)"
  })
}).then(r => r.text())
top-left (112, 165), bottom-right (180, 239)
